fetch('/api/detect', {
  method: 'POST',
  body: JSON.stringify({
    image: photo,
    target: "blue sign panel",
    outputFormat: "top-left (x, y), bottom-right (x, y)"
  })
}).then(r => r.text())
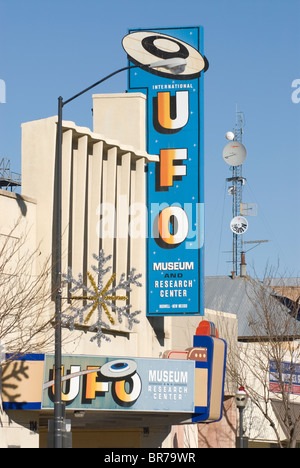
top-left (3, 326), bottom-right (227, 424)
top-left (42, 355), bottom-right (195, 413)
top-left (124, 27), bottom-right (206, 316)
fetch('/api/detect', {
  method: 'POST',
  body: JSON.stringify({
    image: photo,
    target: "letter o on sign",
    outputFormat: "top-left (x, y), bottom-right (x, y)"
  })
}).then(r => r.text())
top-left (122, 31), bottom-right (206, 80)
top-left (158, 206), bottom-right (189, 248)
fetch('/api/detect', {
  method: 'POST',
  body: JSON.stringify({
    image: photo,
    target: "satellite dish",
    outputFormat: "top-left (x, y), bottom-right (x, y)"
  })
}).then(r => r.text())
top-left (225, 131), bottom-right (235, 141)
top-left (222, 141), bottom-right (247, 166)
top-left (230, 216), bottom-right (248, 235)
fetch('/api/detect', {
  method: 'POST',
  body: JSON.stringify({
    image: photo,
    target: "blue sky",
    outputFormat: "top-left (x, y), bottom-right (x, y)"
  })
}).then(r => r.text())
top-left (0, 0), bottom-right (299, 279)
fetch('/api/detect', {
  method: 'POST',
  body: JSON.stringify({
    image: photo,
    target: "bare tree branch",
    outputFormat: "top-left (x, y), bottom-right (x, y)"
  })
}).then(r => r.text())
top-left (225, 267), bottom-right (300, 448)
top-left (0, 219), bottom-right (54, 365)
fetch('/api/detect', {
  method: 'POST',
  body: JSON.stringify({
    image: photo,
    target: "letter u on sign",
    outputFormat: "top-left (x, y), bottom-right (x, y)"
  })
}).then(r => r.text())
top-left (153, 91), bottom-right (189, 134)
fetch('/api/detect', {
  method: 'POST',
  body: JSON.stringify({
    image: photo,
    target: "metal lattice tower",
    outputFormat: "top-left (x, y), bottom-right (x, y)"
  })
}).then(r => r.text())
top-left (233, 111), bottom-right (244, 276)
top-left (0, 158), bottom-right (21, 191)
top-left (225, 109), bottom-right (246, 277)
top-left (224, 111), bottom-right (267, 275)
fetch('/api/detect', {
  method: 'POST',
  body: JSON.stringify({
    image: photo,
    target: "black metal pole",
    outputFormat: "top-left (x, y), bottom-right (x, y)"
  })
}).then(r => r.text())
top-left (51, 64), bottom-right (145, 447)
top-left (54, 95), bottom-right (64, 448)
top-left (63, 66), bottom-right (137, 106)
top-left (239, 407), bottom-right (244, 448)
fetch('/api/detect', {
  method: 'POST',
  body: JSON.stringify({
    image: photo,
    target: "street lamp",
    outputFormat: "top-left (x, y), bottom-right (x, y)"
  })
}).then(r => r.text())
top-left (235, 386), bottom-right (248, 448)
top-left (52, 57), bottom-right (187, 448)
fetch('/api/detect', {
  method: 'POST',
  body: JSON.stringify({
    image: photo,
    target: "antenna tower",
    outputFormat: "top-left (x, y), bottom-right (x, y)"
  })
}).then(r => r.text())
top-left (222, 110), bottom-right (268, 276)
top-left (223, 108), bottom-right (247, 277)
top-left (232, 110), bottom-right (244, 276)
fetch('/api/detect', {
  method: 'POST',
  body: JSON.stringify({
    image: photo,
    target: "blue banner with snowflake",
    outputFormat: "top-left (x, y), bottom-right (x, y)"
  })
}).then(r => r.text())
top-left (125, 27), bottom-right (206, 316)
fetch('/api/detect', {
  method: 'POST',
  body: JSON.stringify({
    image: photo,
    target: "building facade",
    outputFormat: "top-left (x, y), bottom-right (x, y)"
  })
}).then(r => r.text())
top-left (0, 92), bottom-right (233, 448)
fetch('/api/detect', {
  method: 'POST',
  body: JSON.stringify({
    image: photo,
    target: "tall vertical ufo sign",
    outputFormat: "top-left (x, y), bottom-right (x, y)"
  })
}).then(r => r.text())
top-left (123, 27), bottom-right (208, 316)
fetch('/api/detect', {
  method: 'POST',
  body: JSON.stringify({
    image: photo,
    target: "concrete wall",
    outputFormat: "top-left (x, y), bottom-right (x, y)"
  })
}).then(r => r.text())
top-left (0, 190), bottom-right (39, 448)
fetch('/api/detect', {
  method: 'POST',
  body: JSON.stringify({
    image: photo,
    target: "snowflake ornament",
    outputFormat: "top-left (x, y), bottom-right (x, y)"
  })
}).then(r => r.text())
top-left (61, 250), bottom-right (142, 347)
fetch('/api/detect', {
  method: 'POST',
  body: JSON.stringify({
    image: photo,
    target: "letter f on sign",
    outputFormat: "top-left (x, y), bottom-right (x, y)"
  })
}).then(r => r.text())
top-left (160, 148), bottom-right (187, 187)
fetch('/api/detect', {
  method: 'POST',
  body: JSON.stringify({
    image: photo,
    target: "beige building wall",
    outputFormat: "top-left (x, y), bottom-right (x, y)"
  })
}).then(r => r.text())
top-left (0, 189), bottom-right (38, 337)
top-left (0, 190), bottom-right (40, 448)
top-left (0, 189), bottom-right (36, 256)
top-left (92, 93), bottom-right (146, 153)
top-left (20, 94), bottom-right (174, 359)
